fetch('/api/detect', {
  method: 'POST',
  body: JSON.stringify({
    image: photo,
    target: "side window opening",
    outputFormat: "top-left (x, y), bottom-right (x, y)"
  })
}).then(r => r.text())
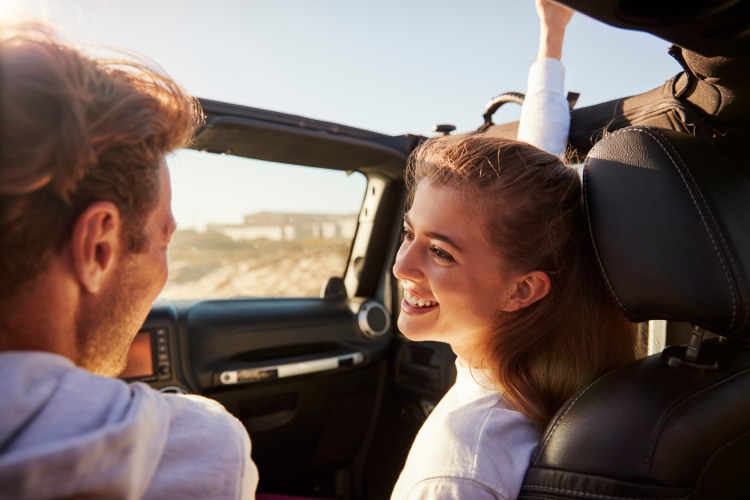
top-left (162, 149), bottom-right (368, 300)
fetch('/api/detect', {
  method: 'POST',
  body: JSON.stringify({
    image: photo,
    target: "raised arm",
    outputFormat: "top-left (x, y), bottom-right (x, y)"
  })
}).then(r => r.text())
top-left (536, 0), bottom-right (574, 61)
top-left (517, 0), bottom-right (575, 157)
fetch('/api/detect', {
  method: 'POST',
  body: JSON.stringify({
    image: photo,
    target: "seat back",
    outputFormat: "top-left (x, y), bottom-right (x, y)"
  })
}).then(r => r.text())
top-left (520, 126), bottom-right (750, 500)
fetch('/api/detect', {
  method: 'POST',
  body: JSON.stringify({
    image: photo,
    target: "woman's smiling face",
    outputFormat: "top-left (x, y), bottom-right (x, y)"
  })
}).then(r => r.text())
top-left (393, 179), bottom-right (511, 360)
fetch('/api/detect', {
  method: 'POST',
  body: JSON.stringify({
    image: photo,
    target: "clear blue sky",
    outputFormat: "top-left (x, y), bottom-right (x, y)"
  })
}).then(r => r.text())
top-left (3, 0), bottom-right (683, 229)
top-left (4, 0), bottom-right (681, 136)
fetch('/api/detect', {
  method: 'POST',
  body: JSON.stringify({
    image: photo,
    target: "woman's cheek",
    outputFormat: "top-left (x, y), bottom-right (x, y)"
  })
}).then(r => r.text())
top-left (438, 278), bottom-right (485, 327)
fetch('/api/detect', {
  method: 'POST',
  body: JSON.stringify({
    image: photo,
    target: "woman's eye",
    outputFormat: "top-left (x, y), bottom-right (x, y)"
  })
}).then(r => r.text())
top-left (430, 246), bottom-right (455, 263)
top-left (400, 228), bottom-right (413, 242)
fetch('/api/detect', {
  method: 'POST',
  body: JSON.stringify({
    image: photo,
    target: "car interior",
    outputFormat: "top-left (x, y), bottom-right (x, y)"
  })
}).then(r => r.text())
top-left (122, 1), bottom-right (750, 499)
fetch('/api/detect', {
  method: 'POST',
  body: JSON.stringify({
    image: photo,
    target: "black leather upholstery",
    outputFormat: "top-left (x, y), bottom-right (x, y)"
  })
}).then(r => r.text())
top-left (521, 340), bottom-right (750, 500)
top-left (585, 126), bottom-right (750, 339)
top-left (520, 126), bottom-right (750, 499)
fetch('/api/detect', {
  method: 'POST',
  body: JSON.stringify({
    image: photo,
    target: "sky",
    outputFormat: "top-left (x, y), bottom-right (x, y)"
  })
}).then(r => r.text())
top-left (2, 0), bottom-right (683, 229)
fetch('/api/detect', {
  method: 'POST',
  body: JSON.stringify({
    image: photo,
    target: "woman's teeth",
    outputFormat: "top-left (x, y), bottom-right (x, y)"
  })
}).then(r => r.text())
top-left (404, 290), bottom-right (438, 308)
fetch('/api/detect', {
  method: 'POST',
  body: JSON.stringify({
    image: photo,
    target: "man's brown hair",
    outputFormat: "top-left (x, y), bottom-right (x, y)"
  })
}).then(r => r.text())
top-left (0, 24), bottom-right (203, 300)
top-left (406, 135), bottom-right (644, 428)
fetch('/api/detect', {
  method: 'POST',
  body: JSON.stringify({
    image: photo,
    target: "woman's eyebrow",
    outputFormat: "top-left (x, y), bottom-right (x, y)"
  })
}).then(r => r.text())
top-left (425, 231), bottom-right (463, 252)
top-left (404, 213), bottom-right (463, 252)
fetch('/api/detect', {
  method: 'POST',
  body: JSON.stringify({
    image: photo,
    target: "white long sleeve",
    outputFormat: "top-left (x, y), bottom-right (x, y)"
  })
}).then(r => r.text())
top-left (517, 58), bottom-right (570, 157)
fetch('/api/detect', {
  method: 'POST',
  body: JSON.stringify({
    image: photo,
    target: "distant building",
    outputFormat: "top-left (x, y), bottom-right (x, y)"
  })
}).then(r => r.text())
top-left (207, 212), bottom-right (358, 242)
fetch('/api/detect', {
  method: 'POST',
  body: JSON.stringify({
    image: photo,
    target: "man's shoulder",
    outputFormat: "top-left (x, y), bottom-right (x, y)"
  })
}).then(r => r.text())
top-left (160, 392), bottom-right (248, 437)
top-left (0, 350), bottom-right (137, 447)
top-left (144, 394), bottom-right (257, 499)
top-left (0, 349), bottom-right (248, 456)
top-left (0, 350), bottom-right (256, 499)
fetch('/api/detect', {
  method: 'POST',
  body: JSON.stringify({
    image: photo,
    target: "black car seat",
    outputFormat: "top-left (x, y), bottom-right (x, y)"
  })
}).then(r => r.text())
top-left (519, 125), bottom-right (750, 500)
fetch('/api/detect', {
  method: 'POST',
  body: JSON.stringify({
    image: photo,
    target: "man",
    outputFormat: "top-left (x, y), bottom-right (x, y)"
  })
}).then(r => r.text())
top-left (0, 24), bottom-right (258, 498)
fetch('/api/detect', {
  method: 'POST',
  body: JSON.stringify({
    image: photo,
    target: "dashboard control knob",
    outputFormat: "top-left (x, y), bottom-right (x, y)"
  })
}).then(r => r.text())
top-left (159, 364), bottom-right (170, 375)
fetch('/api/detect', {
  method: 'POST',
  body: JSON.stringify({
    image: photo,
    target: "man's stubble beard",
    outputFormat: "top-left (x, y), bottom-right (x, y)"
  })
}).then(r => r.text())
top-left (76, 253), bottom-right (151, 377)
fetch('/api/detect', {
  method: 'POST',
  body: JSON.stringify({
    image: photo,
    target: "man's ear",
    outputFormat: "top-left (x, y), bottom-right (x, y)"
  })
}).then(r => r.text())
top-left (502, 271), bottom-right (551, 312)
top-left (70, 202), bottom-right (121, 294)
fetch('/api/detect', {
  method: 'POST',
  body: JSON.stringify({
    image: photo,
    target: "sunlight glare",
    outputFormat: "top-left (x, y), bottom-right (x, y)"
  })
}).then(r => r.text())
top-left (0, 0), bottom-right (32, 23)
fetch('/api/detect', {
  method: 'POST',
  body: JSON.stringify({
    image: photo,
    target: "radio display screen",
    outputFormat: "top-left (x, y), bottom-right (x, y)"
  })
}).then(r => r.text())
top-left (120, 331), bottom-right (154, 379)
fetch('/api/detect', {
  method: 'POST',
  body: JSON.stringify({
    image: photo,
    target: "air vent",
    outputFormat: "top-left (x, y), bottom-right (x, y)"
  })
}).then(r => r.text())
top-left (358, 301), bottom-right (391, 338)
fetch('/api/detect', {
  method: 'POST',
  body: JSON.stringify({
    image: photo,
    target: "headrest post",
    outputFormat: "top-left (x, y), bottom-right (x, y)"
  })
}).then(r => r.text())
top-left (685, 325), bottom-right (705, 362)
top-left (662, 324), bottom-right (717, 375)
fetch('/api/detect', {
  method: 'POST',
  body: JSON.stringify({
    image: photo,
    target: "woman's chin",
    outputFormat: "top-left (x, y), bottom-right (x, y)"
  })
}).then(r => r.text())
top-left (397, 314), bottom-right (438, 342)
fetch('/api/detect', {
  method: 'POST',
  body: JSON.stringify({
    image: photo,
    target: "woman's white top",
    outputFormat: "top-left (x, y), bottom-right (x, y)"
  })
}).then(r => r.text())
top-left (390, 361), bottom-right (542, 500)
top-left (517, 58), bottom-right (570, 158)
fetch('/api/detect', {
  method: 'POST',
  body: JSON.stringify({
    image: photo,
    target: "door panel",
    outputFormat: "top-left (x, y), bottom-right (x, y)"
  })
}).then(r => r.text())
top-left (184, 298), bottom-right (389, 391)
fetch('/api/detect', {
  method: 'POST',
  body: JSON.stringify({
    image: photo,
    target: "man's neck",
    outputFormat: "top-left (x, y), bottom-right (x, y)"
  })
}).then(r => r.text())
top-left (0, 263), bottom-right (79, 363)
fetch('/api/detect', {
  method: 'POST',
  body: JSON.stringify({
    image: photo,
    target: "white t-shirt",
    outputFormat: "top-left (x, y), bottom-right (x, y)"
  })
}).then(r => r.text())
top-left (390, 361), bottom-right (542, 500)
top-left (0, 351), bottom-right (259, 500)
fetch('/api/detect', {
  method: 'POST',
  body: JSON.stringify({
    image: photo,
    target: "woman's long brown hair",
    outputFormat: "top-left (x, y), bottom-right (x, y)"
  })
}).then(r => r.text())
top-left (406, 135), bottom-right (643, 429)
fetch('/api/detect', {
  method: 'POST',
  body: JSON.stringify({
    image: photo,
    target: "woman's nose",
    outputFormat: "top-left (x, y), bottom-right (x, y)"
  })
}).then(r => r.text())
top-left (393, 242), bottom-right (424, 282)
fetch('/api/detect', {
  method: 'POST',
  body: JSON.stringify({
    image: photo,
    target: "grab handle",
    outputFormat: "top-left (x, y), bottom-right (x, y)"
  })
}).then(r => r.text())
top-left (219, 351), bottom-right (364, 386)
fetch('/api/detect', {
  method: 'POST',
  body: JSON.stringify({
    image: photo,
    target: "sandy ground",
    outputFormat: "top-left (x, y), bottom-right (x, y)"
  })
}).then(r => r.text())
top-left (160, 230), bottom-right (350, 300)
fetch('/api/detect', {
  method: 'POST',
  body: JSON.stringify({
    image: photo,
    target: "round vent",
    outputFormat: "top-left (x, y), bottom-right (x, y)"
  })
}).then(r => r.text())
top-left (358, 301), bottom-right (391, 338)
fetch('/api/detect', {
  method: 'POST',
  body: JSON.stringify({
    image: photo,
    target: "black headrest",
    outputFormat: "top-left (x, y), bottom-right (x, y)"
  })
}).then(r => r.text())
top-left (584, 126), bottom-right (750, 340)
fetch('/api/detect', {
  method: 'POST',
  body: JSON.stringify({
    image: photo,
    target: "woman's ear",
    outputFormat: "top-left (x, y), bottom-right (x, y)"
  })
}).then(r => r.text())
top-left (503, 271), bottom-right (551, 312)
top-left (70, 202), bottom-right (122, 294)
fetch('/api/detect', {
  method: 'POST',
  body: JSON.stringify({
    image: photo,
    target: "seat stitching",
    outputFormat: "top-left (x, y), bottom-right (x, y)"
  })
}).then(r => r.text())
top-left (624, 127), bottom-right (736, 331)
top-left (532, 363), bottom-right (632, 465)
top-left (641, 366), bottom-right (750, 475)
top-left (650, 128), bottom-right (746, 332)
top-left (583, 151), bottom-right (630, 315)
top-left (523, 485), bottom-right (690, 500)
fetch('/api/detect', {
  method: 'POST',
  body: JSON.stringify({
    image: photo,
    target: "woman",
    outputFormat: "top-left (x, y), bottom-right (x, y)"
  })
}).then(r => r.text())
top-left (390, 3), bottom-right (643, 500)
